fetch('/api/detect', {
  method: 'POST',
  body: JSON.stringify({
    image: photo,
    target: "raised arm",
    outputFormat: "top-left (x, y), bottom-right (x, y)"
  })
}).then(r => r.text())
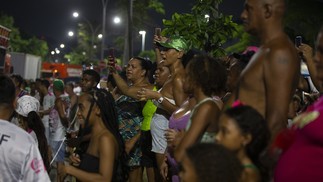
top-left (137, 88), bottom-right (178, 114)
top-left (111, 72), bottom-right (143, 100)
top-left (264, 48), bottom-right (300, 139)
top-left (298, 43), bottom-right (322, 92)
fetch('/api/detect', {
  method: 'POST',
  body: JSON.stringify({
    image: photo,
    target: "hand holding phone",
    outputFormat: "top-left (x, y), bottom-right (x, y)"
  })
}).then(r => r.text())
top-left (155, 28), bottom-right (161, 37)
top-left (108, 48), bottom-right (115, 67)
top-left (295, 36), bottom-right (302, 47)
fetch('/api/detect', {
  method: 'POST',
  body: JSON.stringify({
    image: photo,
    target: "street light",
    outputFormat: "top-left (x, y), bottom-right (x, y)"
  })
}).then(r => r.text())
top-left (60, 44), bottom-right (65, 49)
top-left (55, 48), bottom-right (60, 54)
top-left (72, 12), bottom-right (79, 18)
top-left (72, 11), bottom-right (101, 62)
top-left (113, 16), bottom-right (121, 24)
top-left (139, 30), bottom-right (146, 52)
top-left (68, 31), bottom-right (74, 37)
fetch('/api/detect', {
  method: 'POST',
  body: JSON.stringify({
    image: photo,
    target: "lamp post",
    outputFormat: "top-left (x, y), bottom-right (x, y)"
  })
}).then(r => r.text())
top-left (72, 12), bottom-right (101, 63)
top-left (139, 30), bottom-right (146, 52)
top-left (101, 0), bottom-right (109, 61)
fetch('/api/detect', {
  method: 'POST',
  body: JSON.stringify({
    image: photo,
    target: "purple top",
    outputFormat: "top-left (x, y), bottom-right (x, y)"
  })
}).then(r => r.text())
top-left (169, 112), bottom-right (191, 131)
top-left (275, 96), bottom-right (323, 182)
top-left (167, 109), bottom-right (191, 182)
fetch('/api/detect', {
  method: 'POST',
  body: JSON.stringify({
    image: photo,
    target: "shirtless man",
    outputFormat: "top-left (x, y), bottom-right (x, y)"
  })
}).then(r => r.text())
top-left (225, 0), bottom-right (300, 139)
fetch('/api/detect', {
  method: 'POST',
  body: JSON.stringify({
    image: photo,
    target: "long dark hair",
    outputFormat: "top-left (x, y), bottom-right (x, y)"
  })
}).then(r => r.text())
top-left (25, 111), bottom-right (50, 172)
top-left (88, 88), bottom-right (129, 181)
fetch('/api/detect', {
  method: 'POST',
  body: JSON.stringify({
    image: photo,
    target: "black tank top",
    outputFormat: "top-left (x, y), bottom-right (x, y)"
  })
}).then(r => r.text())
top-left (78, 153), bottom-right (99, 173)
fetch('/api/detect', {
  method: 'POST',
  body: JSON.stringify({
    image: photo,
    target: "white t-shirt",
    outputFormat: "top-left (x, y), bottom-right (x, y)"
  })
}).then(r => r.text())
top-left (42, 92), bottom-right (55, 128)
top-left (0, 119), bottom-right (50, 181)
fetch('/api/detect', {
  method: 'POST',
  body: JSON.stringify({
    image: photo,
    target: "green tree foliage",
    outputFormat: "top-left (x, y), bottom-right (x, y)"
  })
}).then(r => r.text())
top-left (0, 13), bottom-right (48, 59)
top-left (138, 50), bottom-right (156, 62)
top-left (225, 25), bottom-right (258, 54)
top-left (66, 0), bottom-right (165, 65)
top-left (117, 0), bottom-right (165, 28)
top-left (64, 50), bottom-right (87, 65)
top-left (162, 0), bottom-right (237, 57)
top-left (64, 22), bottom-right (102, 65)
top-left (24, 37), bottom-right (48, 58)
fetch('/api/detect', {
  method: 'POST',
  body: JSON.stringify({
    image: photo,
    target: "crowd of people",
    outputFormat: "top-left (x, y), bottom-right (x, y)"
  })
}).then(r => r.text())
top-left (1, 0), bottom-right (323, 181)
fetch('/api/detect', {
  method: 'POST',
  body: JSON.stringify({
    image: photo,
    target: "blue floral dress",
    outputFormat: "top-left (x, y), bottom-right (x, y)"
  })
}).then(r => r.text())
top-left (116, 95), bottom-right (143, 167)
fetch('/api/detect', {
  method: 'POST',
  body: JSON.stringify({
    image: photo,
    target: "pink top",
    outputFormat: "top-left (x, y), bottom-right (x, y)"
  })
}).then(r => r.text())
top-left (275, 96), bottom-right (323, 182)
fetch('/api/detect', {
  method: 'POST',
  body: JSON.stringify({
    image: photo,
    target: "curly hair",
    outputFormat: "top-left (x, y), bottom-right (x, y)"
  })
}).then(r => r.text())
top-left (186, 55), bottom-right (227, 96)
top-left (186, 143), bottom-right (243, 182)
top-left (224, 105), bottom-right (271, 181)
top-left (88, 88), bottom-right (129, 181)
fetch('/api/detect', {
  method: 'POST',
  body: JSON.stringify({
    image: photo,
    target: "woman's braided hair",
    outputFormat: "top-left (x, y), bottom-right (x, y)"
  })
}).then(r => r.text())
top-left (89, 88), bottom-right (129, 181)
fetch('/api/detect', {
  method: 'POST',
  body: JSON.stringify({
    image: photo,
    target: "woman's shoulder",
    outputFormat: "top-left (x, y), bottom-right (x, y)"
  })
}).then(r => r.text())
top-left (99, 131), bottom-right (116, 143)
top-left (98, 131), bottom-right (119, 156)
top-left (197, 98), bottom-right (219, 110)
top-left (241, 166), bottom-right (261, 182)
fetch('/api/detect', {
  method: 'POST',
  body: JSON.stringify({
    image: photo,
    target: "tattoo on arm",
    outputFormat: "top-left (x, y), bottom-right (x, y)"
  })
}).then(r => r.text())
top-left (278, 57), bottom-right (289, 65)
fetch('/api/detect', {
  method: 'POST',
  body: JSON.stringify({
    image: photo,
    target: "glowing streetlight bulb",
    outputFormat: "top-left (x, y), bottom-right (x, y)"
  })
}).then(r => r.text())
top-left (98, 34), bottom-right (103, 39)
top-left (68, 31), bottom-right (74, 37)
top-left (60, 44), bottom-right (65, 49)
top-left (139, 30), bottom-right (146, 52)
top-left (73, 12), bottom-right (79, 18)
top-left (51, 51), bottom-right (55, 55)
top-left (113, 16), bottom-right (121, 24)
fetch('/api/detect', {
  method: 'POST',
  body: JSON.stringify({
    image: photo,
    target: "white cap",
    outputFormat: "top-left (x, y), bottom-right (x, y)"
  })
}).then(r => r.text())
top-left (16, 95), bottom-right (40, 117)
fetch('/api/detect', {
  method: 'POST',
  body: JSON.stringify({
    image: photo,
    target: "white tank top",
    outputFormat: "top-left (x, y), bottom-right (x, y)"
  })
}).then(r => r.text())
top-left (49, 95), bottom-right (70, 141)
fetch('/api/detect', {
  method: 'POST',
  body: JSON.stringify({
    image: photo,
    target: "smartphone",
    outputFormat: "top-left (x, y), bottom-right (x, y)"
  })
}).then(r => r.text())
top-left (155, 28), bottom-right (161, 37)
top-left (295, 36), bottom-right (302, 47)
top-left (108, 48), bottom-right (115, 67)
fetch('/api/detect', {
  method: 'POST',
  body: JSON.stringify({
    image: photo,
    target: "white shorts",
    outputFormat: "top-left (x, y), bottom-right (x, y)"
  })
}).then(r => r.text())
top-left (150, 113), bottom-right (169, 154)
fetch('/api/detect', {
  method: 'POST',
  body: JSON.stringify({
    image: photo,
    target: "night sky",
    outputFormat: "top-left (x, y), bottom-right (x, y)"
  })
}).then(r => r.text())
top-left (0, 0), bottom-right (243, 52)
